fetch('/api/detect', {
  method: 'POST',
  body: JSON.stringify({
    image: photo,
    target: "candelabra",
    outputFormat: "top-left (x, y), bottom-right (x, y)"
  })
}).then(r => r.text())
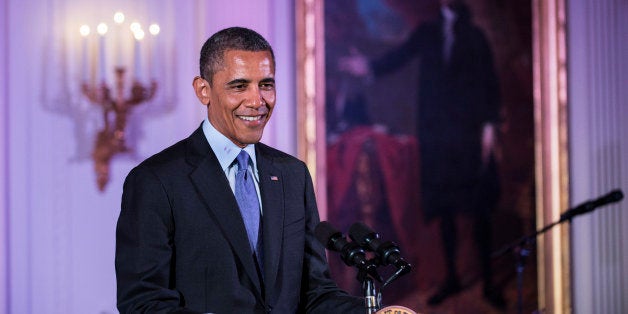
top-left (82, 67), bottom-right (157, 191)
top-left (75, 11), bottom-right (163, 191)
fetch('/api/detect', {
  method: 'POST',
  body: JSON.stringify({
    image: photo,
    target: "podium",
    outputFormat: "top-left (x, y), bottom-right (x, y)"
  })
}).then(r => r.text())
top-left (376, 305), bottom-right (417, 314)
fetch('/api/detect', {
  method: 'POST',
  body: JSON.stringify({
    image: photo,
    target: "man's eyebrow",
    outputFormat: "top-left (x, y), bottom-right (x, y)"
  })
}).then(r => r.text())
top-left (226, 77), bottom-right (275, 86)
top-left (226, 78), bottom-right (250, 86)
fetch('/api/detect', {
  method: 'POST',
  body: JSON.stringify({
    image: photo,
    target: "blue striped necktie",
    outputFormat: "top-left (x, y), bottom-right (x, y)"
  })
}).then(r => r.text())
top-left (234, 150), bottom-right (263, 263)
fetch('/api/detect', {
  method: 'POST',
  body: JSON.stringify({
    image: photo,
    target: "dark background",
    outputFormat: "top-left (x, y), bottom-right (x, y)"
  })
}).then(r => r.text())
top-left (323, 0), bottom-right (537, 313)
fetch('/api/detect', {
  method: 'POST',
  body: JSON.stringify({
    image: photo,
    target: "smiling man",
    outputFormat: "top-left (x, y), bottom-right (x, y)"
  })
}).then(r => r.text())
top-left (115, 27), bottom-right (363, 313)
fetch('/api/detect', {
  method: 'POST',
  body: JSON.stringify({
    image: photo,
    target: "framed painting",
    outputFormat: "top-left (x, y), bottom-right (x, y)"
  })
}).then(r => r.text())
top-left (296, 0), bottom-right (569, 313)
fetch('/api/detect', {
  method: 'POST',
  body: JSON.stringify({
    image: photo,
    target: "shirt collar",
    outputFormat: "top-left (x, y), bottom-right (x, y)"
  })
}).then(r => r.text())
top-left (202, 118), bottom-right (258, 172)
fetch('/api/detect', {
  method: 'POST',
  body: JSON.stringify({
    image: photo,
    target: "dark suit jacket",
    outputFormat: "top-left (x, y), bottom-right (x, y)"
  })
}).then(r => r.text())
top-left (116, 125), bottom-right (362, 313)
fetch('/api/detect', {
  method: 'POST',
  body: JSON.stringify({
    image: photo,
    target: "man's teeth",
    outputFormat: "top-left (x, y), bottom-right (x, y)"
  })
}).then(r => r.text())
top-left (239, 115), bottom-right (260, 121)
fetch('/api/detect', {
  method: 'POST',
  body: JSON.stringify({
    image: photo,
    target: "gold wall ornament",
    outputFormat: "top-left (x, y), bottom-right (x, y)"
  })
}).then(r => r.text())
top-left (82, 67), bottom-right (157, 191)
top-left (78, 12), bottom-right (162, 191)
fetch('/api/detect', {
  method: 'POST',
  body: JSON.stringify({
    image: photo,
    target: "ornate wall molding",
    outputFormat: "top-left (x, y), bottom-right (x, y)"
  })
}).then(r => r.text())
top-left (295, 0), bottom-right (328, 217)
top-left (533, 0), bottom-right (570, 312)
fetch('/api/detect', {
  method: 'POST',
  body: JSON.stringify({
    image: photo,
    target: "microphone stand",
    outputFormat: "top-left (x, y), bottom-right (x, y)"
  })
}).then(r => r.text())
top-left (359, 269), bottom-right (380, 314)
top-left (492, 198), bottom-right (621, 314)
top-left (355, 259), bottom-right (382, 313)
top-left (316, 221), bottom-right (416, 313)
top-left (356, 259), bottom-right (412, 313)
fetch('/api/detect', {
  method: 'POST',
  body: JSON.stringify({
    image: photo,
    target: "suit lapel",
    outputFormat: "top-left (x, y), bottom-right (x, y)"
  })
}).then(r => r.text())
top-left (256, 145), bottom-right (284, 304)
top-left (186, 127), bottom-right (264, 300)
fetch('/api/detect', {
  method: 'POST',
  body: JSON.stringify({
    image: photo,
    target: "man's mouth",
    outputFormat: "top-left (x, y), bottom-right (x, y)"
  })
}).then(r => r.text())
top-left (238, 115), bottom-right (264, 122)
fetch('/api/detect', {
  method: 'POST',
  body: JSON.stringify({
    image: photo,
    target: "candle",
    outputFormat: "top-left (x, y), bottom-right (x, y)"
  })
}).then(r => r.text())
top-left (79, 25), bottom-right (90, 81)
top-left (133, 28), bottom-right (145, 82)
top-left (148, 23), bottom-right (160, 80)
top-left (113, 12), bottom-right (125, 67)
top-left (97, 22), bottom-right (108, 82)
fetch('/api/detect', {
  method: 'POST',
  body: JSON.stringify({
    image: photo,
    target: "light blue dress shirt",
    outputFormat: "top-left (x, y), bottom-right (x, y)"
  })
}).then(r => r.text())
top-left (202, 118), bottom-right (263, 214)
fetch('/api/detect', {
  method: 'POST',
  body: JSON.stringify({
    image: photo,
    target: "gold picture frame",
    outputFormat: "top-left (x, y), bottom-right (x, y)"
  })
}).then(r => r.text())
top-left (296, 0), bottom-right (570, 312)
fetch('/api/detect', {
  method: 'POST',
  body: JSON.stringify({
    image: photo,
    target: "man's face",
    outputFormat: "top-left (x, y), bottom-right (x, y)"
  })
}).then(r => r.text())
top-left (199, 50), bottom-right (276, 148)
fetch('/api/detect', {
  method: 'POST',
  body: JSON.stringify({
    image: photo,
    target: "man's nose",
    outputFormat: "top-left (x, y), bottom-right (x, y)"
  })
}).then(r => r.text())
top-left (248, 87), bottom-right (265, 108)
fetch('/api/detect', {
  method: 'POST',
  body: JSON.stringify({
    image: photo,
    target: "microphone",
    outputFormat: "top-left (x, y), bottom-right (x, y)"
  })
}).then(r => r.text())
top-left (348, 222), bottom-right (411, 275)
top-left (560, 189), bottom-right (624, 221)
top-left (314, 221), bottom-right (381, 281)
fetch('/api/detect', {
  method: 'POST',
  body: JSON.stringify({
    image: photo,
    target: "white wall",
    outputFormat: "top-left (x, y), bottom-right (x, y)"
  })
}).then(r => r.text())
top-left (0, 0), bottom-right (295, 313)
top-left (568, 0), bottom-right (628, 313)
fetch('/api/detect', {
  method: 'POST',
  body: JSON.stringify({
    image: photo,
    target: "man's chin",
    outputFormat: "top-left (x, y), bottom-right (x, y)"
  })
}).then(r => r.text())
top-left (237, 135), bottom-right (264, 146)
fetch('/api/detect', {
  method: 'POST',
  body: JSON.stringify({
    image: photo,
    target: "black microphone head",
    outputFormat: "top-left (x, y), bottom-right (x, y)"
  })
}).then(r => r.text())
top-left (350, 222), bottom-right (408, 269)
top-left (315, 222), bottom-right (370, 269)
top-left (562, 189), bottom-right (625, 221)
top-left (315, 221), bottom-right (343, 250)
top-left (608, 189), bottom-right (624, 202)
top-left (349, 221), bottom-right (378, 246)
top-left (594, 189), bottom-right (625, 207)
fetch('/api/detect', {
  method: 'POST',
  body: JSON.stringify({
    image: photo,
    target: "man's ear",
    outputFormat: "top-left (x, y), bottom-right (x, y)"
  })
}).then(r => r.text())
top-left (193, 76), bottom-right (211, 105)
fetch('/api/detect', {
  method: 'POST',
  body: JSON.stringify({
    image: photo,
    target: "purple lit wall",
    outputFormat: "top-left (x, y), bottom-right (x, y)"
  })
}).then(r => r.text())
top-left (568, 0), bottom-right (628, 313)
top-left (2, 0), bottom-right (9, 311)
top-left (1, 0), bottom-right (627, 313)
top-left (0, 0), bottom-right (295, 313)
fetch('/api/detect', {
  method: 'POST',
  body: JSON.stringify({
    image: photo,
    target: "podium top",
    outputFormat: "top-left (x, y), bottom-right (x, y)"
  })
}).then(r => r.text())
top-left (376, 305), bottom-right (418, 314)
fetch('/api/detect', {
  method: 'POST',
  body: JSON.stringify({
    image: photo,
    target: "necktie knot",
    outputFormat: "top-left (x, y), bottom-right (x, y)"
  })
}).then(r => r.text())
top-left (236, 150), bottom-right (250, 170)
top-left (236, 150), bottom-right (251, 178)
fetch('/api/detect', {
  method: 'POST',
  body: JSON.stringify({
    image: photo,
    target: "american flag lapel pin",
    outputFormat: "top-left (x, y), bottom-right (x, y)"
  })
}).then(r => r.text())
top-left (270, 175), bottom-right (279, 181)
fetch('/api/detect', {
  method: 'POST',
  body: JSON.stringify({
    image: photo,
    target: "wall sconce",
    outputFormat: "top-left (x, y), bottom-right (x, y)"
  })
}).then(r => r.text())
top-left (79, 12), bottom-right (160, 191)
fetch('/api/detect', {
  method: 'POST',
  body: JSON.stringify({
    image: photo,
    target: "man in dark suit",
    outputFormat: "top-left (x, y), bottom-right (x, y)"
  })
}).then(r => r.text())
top-left (340, 0), bottom-right (504, 308)
top-left (115, 27), bottom-right (363, 313)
